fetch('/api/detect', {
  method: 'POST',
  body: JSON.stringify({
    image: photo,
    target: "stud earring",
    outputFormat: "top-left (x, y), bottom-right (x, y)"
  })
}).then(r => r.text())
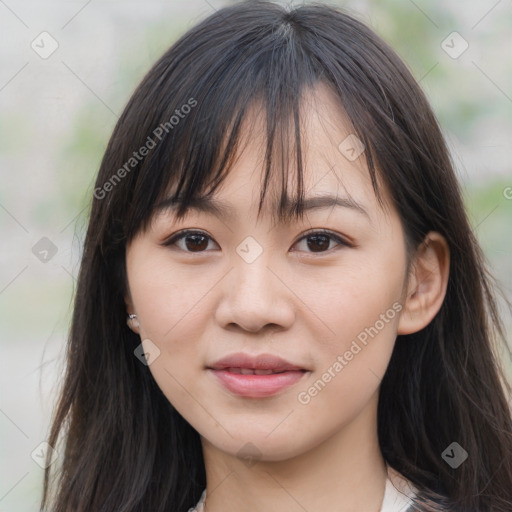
top-left (127, 313), bottom-right (140, 330)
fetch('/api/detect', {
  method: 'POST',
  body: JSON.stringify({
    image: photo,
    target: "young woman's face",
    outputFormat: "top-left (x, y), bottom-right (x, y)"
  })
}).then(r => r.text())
top-left (125, 84), bottom-right (410, 461)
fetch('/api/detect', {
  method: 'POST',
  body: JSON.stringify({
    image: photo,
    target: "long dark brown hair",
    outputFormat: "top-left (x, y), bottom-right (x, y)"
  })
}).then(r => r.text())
top-left (41, 2), bottom-right (512, 511)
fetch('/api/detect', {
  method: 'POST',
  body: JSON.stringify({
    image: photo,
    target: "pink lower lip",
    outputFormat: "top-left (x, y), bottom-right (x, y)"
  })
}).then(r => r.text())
top-left (208, 369), bottom-right (308, 397)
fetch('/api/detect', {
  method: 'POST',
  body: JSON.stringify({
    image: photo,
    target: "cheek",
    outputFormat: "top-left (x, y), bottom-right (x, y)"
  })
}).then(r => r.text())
top-left (294, 251), bottom-right (405, 345)
top-left (291, 247), bottom-right (406, 414)
top-left (126, 249), bottom-right (222, 407)
top-left (127, 249), bottom-right (218, 342)
top-left (292, 266), bottom-right (402, 433)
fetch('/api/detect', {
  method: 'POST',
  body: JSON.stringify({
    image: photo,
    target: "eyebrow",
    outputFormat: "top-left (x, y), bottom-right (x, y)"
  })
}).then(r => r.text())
top-left (154, 194), bottom-right (370, 221)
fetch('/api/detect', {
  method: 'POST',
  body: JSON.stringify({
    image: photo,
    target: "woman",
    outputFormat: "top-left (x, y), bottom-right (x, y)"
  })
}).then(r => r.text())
top-left (41, 2), bottom-right (512, 511)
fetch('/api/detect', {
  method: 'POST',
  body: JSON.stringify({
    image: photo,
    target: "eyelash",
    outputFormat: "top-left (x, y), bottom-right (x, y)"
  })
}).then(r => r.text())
top-left (162, 228), bottom-right (352, 255)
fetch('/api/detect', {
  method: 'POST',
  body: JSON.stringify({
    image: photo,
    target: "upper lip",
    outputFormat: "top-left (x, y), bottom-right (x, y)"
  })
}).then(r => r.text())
top-left (208, 352), bottom-right (306, 372)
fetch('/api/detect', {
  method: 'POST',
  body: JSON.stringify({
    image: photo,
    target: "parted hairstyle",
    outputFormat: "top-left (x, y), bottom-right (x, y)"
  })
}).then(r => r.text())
top-left (41, 2), bottom-right (512, 511)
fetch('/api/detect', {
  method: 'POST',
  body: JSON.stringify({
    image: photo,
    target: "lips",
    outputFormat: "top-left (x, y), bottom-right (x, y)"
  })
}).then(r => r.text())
top-left (221, 368), bottom-right (286, 375)
top-left (208, 352), bottom-right (306, 372)
top-left (207, 353), bottom-right (309, 398)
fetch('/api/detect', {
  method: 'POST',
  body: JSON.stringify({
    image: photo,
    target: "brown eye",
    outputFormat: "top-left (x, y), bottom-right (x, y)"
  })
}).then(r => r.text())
top-left (183, 233), bottom-right (209, 252)
top-left (306, 234), bottom-right (330, 252)
top-left (292, 230), bottom-right (349, 254)
top-left (163, 230), bottom-right (217, 252)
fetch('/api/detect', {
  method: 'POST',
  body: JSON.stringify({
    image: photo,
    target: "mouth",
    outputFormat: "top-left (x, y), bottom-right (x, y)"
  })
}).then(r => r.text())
top-left (208, 352), bottom-right (307, 372)
top-left (206, 353), bottom-right (309, 398)
top-left (217, 367), bottom-right (300, 375)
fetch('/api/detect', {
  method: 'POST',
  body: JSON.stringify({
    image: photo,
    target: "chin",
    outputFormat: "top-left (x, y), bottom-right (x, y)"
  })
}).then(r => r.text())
top-left (203, 427), bottom-right (312, 463)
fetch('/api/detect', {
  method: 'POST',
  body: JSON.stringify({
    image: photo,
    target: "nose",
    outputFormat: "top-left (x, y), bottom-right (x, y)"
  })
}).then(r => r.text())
top-left (214, 254), bottom-right (295, 334)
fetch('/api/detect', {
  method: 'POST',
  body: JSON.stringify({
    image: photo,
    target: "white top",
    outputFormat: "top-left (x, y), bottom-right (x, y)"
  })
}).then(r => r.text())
top-left (188, 464), bottom-right (417, 511)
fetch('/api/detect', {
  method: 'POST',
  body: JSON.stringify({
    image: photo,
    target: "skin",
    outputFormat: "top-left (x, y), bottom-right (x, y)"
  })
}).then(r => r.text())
top-left (125, 83), bottom-right (450, 512)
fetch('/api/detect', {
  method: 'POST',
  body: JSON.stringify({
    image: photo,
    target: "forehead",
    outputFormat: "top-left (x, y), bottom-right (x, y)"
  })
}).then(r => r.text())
top-left (156, 82), bottom-right (394, 226)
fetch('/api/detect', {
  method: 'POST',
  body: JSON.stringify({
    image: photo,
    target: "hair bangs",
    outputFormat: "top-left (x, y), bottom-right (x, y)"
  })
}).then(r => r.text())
top-left (120, 4), bottom-right (379, 243)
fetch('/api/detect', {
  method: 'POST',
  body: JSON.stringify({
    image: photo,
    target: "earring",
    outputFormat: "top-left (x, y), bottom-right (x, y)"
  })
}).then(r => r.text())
top-left (127, 313), bottom-right (140, 330)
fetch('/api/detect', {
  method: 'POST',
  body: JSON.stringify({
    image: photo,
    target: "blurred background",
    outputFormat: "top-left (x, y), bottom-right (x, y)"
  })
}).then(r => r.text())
top-left (0, 0), bottom-right (511, 510)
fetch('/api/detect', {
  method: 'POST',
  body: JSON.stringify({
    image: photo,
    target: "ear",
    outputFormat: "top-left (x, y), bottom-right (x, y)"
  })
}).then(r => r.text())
top-left (397, 232), bottom-right (450, 335)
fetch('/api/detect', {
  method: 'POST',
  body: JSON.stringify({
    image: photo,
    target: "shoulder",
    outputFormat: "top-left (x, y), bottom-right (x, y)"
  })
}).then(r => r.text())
top-left (188, 489), bottom-right (206, 512)
top-left (380, 465), bottom-right (419, 512)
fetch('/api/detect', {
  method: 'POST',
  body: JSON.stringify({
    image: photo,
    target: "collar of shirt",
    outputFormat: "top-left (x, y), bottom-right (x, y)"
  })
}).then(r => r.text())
top-left (188, 464), bottom-right (418, 512)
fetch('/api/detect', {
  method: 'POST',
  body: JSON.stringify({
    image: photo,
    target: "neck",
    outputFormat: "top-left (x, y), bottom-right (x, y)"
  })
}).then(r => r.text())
top-left (200, 392), bottom-right (387, 512)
